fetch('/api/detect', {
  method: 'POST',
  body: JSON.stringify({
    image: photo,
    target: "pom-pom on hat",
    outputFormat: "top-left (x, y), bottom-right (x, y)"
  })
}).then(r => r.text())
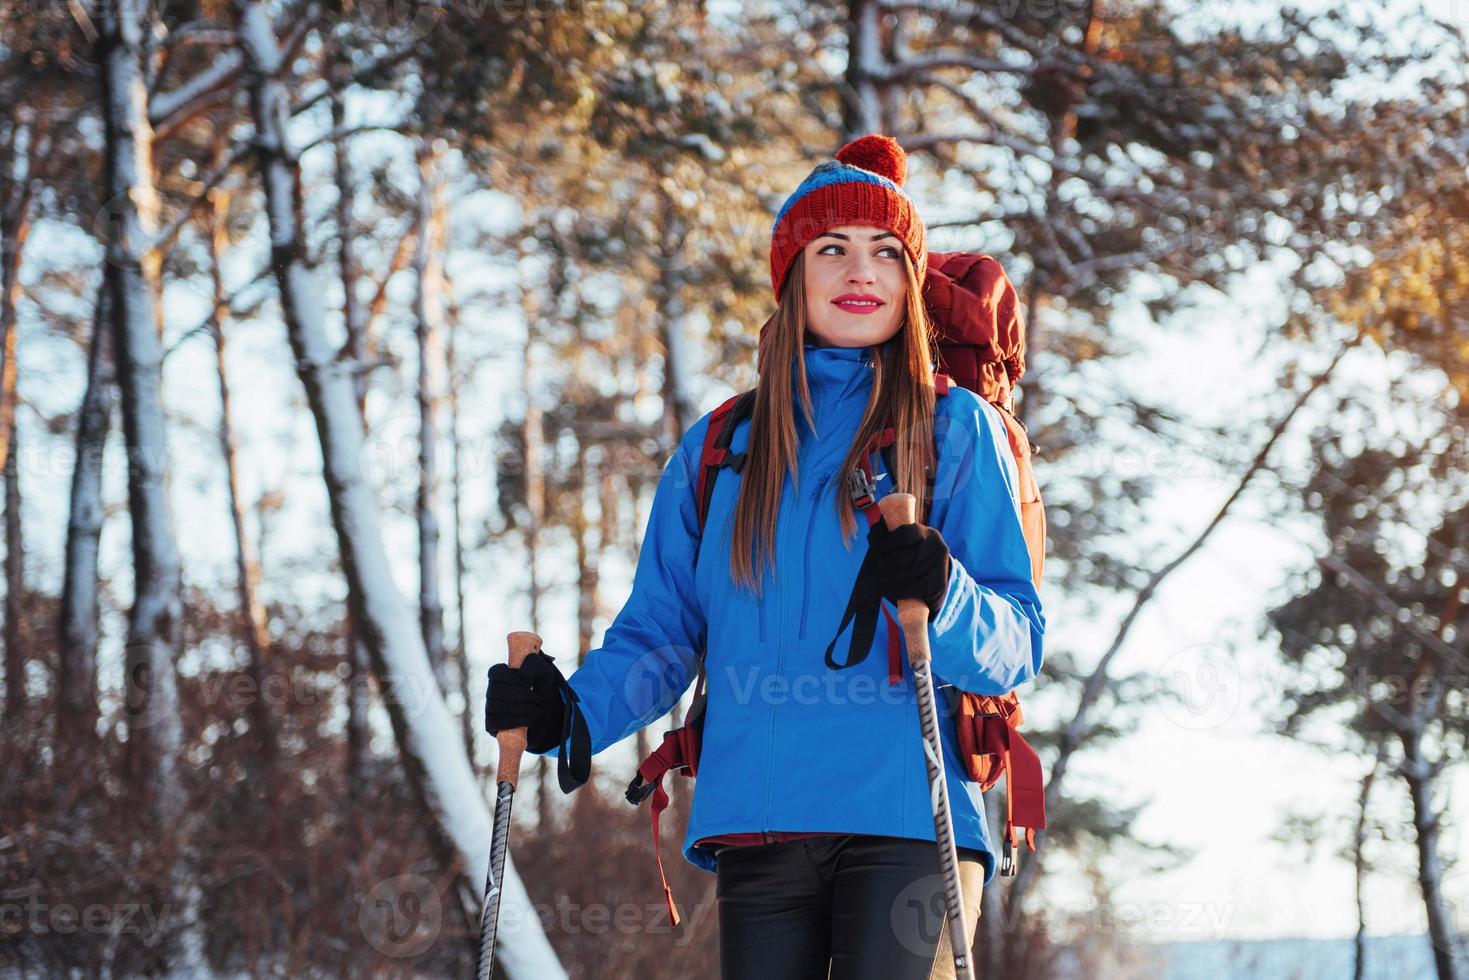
top-left (769, 134), bottom-right (927, 301)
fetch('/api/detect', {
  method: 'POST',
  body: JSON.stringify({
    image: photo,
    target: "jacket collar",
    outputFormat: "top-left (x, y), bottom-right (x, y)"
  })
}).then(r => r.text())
top-left (795, 337), bottom-right (893, 403)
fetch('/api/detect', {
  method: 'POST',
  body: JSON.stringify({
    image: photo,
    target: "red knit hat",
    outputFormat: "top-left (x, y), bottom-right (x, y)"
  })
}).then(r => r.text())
top-left (769, 134), bottom-right (928, 301)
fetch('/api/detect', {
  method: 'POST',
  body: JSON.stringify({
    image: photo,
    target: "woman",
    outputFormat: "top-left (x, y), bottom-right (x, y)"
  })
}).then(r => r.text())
top-left (487, 134), bottom-right (1045, 980)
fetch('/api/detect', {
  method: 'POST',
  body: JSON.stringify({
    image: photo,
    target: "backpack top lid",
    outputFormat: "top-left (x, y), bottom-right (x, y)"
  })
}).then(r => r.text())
top-left (756, 250), bottom-right (1027, 407)
top-left (922, 251), bottom-right (1027, 407)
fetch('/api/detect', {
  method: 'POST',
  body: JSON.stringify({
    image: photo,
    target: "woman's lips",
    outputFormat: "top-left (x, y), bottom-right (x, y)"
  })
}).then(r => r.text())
top-left (833, 298), bottom-right (885, 315)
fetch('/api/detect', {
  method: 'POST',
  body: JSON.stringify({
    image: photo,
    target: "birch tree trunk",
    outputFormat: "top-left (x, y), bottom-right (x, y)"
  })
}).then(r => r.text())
top-left (232, 6), bottom-right (563, 974)
top-left (0, 172), bottom-right (29, 721)
top-left (208, 186), bottom-right (277, 787)
top-left (445, 288), bottom-right (478, 770)
top-left (59, 270), bottom-right (114, 752)
top-left (653, 191), bottom-right (694, 749)
top-left (0, 108), bottom-right (28, 479)
top-left (414, 138), bottom-right (449, 695)
top-left (843, 0), bottom-right (884, 139)
top-left (518, 254), bottom-right (553, 826)
top-left (573, 440), bottom-right (597, 663)
top-left (654, 194), bottom-right (696, 447)
top-left (98, 0), bottom-right (210, 970)
top-left (553, 434), bottom-right (601, 824)
top-left (332, 55), bottom-right (373, 804)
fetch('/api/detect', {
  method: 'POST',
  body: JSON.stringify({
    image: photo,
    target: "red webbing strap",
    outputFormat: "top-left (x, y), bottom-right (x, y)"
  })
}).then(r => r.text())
top-left (882, 605), bottom-right (902, 686)
top-left (1006, 727), bottom-right (1046, 839)
top-left (637, 731), bottom-right (692, 928)
top-left (647, 779), bottom-right (681, 928)
top-left (635, 728), bottom-right (688, 786)
top-left (1002, 743), bottom-right (1015, 847)
top-left (979, 714), bottom-right (1046, 845)
top-left (1000, 755), bottom-right (1036, 854)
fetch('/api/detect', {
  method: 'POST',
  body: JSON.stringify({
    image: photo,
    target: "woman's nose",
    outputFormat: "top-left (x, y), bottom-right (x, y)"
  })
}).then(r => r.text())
top-left (846, 255), bottom-right (877, 284)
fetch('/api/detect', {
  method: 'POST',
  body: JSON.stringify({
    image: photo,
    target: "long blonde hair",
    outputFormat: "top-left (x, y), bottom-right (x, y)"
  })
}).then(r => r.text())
top-left (731, 249), bottom-right (938, 593)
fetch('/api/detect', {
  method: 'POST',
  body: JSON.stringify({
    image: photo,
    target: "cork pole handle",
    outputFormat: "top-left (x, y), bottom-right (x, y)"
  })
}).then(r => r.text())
top-left (877, 493), bottom-right (931, 667)
top-left (495, 631), bottom-right (543, 788)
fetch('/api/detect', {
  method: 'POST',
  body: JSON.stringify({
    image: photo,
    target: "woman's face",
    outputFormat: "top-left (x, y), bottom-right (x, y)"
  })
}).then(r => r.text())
top-left (801, 223), bottom-right (907, 348)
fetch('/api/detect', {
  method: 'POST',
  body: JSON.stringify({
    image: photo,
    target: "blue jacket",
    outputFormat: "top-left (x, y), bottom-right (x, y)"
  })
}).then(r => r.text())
top-left (532, 341), bottom-right (1045, 885)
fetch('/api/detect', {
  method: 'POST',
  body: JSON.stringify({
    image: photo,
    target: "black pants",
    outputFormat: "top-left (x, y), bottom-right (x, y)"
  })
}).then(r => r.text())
top-left (715, 834), bottom-right (985, 980)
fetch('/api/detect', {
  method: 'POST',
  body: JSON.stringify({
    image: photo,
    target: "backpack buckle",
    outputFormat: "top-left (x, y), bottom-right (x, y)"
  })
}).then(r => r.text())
top-left (625, 774), bottom-right (656, 806)
top-left (847, 466), bottom-right (876, 509)
top-left (1000, 837), bottom-right (1018, 876)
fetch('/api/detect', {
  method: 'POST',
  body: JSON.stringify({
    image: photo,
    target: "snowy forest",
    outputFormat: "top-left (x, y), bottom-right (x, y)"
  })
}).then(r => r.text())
top-left (1, 0), bottom-right (1467, 977)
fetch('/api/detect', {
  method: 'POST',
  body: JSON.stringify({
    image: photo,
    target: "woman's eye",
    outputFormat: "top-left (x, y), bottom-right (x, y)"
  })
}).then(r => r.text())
top-left (819, 244), bottom-right (901, 258)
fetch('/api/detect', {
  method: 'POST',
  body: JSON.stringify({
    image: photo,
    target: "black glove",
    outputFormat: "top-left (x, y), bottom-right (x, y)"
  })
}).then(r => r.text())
top-left (485, 651), bottom-right (569, 754)
top-left (863, 519), bottom-right (952, 622)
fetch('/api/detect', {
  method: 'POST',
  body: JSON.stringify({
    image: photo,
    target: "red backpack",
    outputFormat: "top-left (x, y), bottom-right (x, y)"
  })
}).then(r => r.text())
top-left (624, 253), bottom-right (1047, 926)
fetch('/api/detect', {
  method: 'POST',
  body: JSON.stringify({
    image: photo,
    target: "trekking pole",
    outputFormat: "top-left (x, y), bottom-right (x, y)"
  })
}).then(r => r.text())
top-left (877, 493), bottom-right (975, 980)
top-left (474, 630), bottom-right (541, 980)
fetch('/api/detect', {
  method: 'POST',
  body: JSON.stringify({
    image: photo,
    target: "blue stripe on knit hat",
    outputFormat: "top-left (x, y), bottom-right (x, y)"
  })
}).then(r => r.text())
top-left (771, 160), bottom-right (916, 237)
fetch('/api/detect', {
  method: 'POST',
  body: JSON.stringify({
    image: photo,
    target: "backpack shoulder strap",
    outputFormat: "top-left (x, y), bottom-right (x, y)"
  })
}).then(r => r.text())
top-left (686, 387), bottom-right (756, 711)
top-left (695, 388), bottom-right (757, 535)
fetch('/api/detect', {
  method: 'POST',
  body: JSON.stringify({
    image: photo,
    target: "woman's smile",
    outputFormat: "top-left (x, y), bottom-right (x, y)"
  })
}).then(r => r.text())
top-left (832, 293), bottom-right (887, 315)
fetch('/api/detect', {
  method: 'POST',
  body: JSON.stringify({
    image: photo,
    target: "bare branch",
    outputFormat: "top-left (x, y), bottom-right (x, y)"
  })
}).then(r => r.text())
top-left (163, 261), bottom-right (276, 363)
top-left (900, 129), bottom-right (1061, 169)
top-left (150, 143), bottom-right (248, 255)
top-left (927, 210), bottom-right (1024, 230)
top-left (367, 229), bottom-right (418, 322)
top-left (150, 51), bottom-right (243, 128)
top-left (289, 42), bottom-right (418, 118)
top-left (276, 2), bottom-right (325, 74)
top-left (298, 124), bottom-right (407, 154)
top-left (882, 51), bottom-right (1033, 80)
top-left (67, 0), bottom-right (98, 44)
top-left (1315, 555), bottom-right (1469, 675)
top-left (160, 23), bottom-right (237, 50)
top-left (879, 0), bottom-right (1087, 66)
top-left (152, 88), bottom-right (237, 146)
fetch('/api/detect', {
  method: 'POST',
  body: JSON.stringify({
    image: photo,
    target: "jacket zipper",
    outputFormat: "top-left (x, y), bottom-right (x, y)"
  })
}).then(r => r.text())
top-left (797, 470), bottom-right (832, 640)
top-left (764, 551), bottom-right (783, 835)
top-left (764, 461), bottom-right (819, 835)
top-left (758, 574), bottom-right (767, 643)
top-left (763, 478), bottom-right (787, 835)
top-left (766, 465), bottom-right (832, 833)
